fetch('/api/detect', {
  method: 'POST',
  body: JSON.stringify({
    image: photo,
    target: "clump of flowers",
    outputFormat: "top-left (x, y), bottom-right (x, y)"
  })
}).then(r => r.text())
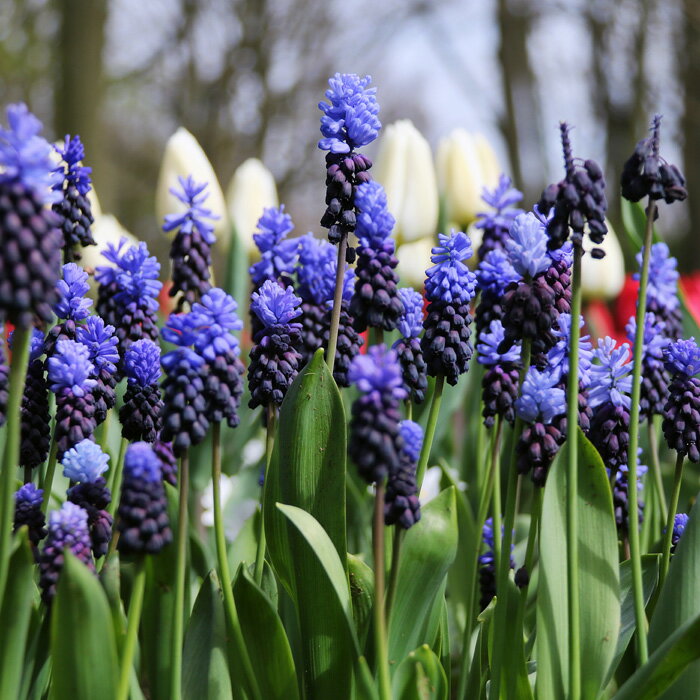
top-left (392, 288), bottom-right (428, 404)
top-left (13, 483), bottom-right (47, 550)
top-left (120, 339), bottom-right (163, 443)
top-left (475, 173), bottom-right (523, 259)
top-left (384, 420), bottom-right (422, 529)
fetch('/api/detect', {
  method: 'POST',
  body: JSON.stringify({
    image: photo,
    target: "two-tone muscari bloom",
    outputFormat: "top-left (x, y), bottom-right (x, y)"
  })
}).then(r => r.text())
top-left (475, 248), bottom-right (519, 337)
top-left (537, 123), bottom-right (608, 255)
top-left (349, 181), bottom-right (404, 332)
top-left (319, 73), bottom-right (378, 246)
top-left (515, 367), bottom-right (567, 485)
top-left (662, 338), bottom-right (700, 463)
top-left (609, 451), bottom-right (647, 536)
top-left (13, 483), bottom-right (47, 549)
top-left (348, 345), bottom-right (406, 485)
top-left (250, 206), bottom-right (298, 289)
top-left (422, 230), bottom-right (477, 385)
top-left (671, 513), bottom-right (689, 553)
top-left (384, 420), bottom-right (422, 529)
top-left (39, 502), bottom-right (93, 603)
top-left (117, 442), bottom-right (172, 555)
top-left (589, 337), bottom-right (632, 477)
top-left (248, 281), bottom-right (303, 409)
top-left (63, 439), bottom-right (112, 558)
top-left (393, 288), bottom-right (428, 404)
top-left (47, 339), bottom-right (97, 458)
top-left (163, 174), bottom-right (218, 309)
top-left (44, 263), bottom-right (92, 356)
top-left (0, 103), bottom-right (63, 327)
top-left (621, 114), bottom-right (687, 206)
top-left (475, 173), bottom-right (523, 259)
top-left (52, 134), bottom-right (95, 262)
top-left (153, 439), bottom-right (177, 487)
top-left (120, 339), bottom-right (163, 442)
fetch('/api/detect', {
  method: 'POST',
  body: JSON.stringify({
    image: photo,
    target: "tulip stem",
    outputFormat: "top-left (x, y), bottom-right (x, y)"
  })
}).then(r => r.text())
top-left (171, 450), bottom-right (189, 700)
top-left (0, 325), bottom-right (30, 601)
top-left (108, 438), bottom-right (128, 518)
top-left (326, 233), bottom-right (348, 376)
top-left (627, 199), bottom-right (658, 666)
top-left (40, 439), bottom-right (58, 514)
top-left (416, 375), bottom-right (444, 488)
top-left (254, 404), bottom-right (276, 585)
top-left (659, 453), bottom-right (684, 590)
top-left (117, 556), bottom-right (146, 700)
top-left (373, 482), bottom-right (392, 700)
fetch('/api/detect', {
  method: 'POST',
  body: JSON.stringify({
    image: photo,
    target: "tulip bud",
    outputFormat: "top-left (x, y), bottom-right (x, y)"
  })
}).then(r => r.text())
top-left (155, 128), bottom-right (228, 246)
top-left (225, 158), bottom-right (279, 256)
top-left (80, 214), bottom-right (138, 272)
top-left (436, 129), bottom-right (501, 228)
top-left (581, 219), bottom-right (625, 301)
top-left (374, 120), bottom-right (439, 244)
top-left (395, 237), bottom-right (434, 289)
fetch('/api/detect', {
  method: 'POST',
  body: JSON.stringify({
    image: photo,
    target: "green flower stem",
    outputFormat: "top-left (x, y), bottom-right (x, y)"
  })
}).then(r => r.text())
top-left (659, 453), bottom-right (684, 589)
top-left (490, 417), bottom-right (504, 567)
top-left (373, 482), bottom-right (392, 700)
top-left (0, 325), bottom-right (30, 600)
top-left (212, 423), bottom-right (261, 700)
top-left (516, 487), bottom-right (543, 624)
top-left (116, 556), bottom-right (146, 700)
top-left (326, 233), bottom-right (349, 375)
top-left (108, 438), bottom-right (128, 518)
top-left (171, 450), bottom-right (190, 700)
top-left (405, 399), bottom-right (413, 422)
top-left (385, 526), bottom-right (403, 622)
top-left (98, 409), bottom-right (112, 454)
top-left (627, 199), bottom-right (658, 666)
top-left (254, 404), bottom-right (276, 585)
top-left (416, 375), bottom-right (445, 488)
top-left (40, 438), bottom-right (58, 513)
top-left (648, 419), bottom-right (668, 524)
top-left (566, 244), bottom-right (583, 698)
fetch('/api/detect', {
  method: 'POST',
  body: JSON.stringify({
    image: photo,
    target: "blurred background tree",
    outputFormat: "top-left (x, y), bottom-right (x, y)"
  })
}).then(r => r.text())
top-left (1, 0), bottom-right (697, 266)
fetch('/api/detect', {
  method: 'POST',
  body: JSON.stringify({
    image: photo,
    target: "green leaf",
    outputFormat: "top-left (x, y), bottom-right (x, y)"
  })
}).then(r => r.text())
top-left (648, 495), bottom-right (700, 697)
top-left (501, 580), bottom-right (534, 700)
top-left (392, 645), bottom-right (448, 700)
top-left (354, 656), bottom-right (379, 700)
top-left (615, 611), bottom-right (700, 700)
top-left (348, 553), bottom-right (374, 652)
top-left (464, 599), bottom-right (496, 699)
top-left (275, 503), bottom-right (359, 699)
top-left (536, 429), bottom-right (620, 700)
top-left (0, 530), bottom-right (35, 700)
top-left (620, 198), bottom-right (646, 250)
top-left (605, 554), bottom-right (660, 687)
top-left (182, 571), bottom-right (232, 700)
top-left (388, 487), bottom-right (458, 667)
top-left (50, 552), bottom-right (119, 700)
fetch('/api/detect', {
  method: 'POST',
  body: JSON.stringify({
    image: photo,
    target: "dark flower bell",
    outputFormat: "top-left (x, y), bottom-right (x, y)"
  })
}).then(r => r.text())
top-left (392, 288), bottom-right (428, 403)
top-left (13, 483), bottom-right (47, 549)
top-left (384, 420), bottom-right (422, 529)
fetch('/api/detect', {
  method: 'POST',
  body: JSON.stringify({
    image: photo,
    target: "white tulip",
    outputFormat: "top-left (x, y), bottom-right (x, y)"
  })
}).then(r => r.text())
top-left (395, 237), bottom-right (434, 289)
top-left (155, 128), bottom-right (229, 247)
top-left (436, 129), bottom-right (501, 228)
top-left (374, 120), bottom-right (439, 244)
top-left (81, 213), bottom-right (138, 272)
top-left (225, 158), bottom-right (279, 255)
top-left (581, 220), bottom-right (625, 301)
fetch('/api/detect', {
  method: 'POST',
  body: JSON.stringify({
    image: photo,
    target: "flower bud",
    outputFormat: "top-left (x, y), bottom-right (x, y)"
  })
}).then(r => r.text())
top-left (226, 158), bottom-right (279, 256)
top-left (436, 130), bottom-right (500, 228)
top-left (156, 128), bottom-right (228, 246)
top-left (374, 120), bottom-right (439, 244)
top-left (581, 219), bottom-right (624, 301)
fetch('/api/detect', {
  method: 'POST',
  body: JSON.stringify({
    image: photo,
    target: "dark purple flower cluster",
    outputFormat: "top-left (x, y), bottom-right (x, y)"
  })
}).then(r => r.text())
top-left (392, 288), bottom-right (428, 403)
top-left (120, 339), bottom-right (163, 442)
top-left (13, 483), bottom-right (47, 549)
top-left (384, 420), bottom-right (422, 529)
top-left (611, 458), bottom-right (646, 537)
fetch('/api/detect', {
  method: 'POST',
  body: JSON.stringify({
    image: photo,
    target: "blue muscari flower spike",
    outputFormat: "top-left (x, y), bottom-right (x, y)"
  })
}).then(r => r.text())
top-left (249, 206), bottom-right (298, 286)
top-left (354, 182), bottom-right (395, 249)
top-left (48, 339), bottom-right (97, 397)
top-left (162, 175), bottom-right (219, 245)
top-left (9, 327), bottom-right (45, 362)
top-left (397, 288), bottom-right (424, 339)
top-left (95, 237), bottom-right (131, 287)
top-left (318, 73), bottom-right (381, 154)
top-left (672, 513), bottom-right (689, 547)
top-left (635, 243), bottom-right (680, 311)
top-left (320, 258), bottom-right (354, 308)
top-left (15, 482), bottom-right (43, 509)
top-left (547, 313), bottom-right (594, 386)
top-left (53, 263), bottom-right (92, 321)
top-left (477, 319), bottom-right (521, 366)
top-left (548, 240), bottom-right (573, 266)
top-left (476, 248), bottom-right (519, 297)
top-left (124, 339), bottom-right (161, 386)
top-left (61, 439), bottom-right (109, 483)
top-left (0, 103), bottom-right (62, 203)
top-left (664, 338), bottom-right (700, 378)
top-left (124, 442), bottom-right (162, 482)
top-left (190, 288), bottom-right (243, 360)
top-left (53, 135), bottom-right (92, 195)
top-left (48, 501), bottom-right (89, 542)
top-left (115, 243), bottom-right (162, 310)
top-left (505, 212), bottom-right (550, 278)
top-left (400, 420), bottom-right (424, 463)
top-left (425, 230), bottom-right (477, 305)
top-left (76, 317), bottom-right (119, 374)
top-left (348, 344), bottom-right (407, 401)
top-left (296, 234), bottom-right (337, 304)
top-left (589, 337), bottom-right (633, 409)
top-left (626, 313), bottom-right (670, 371)
top-left (251, 280), bottom-right (302, 328)
top-left (161, 312), bottom-right (200, 348)
top-left (515, 367), bottom-right (566, 424)
top-left (476, 174), bottom-right (523, 230)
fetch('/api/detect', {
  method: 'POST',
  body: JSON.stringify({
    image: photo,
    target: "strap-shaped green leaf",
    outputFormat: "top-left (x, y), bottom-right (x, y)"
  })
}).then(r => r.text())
top-left (392, 645), bottom-right (448, 700)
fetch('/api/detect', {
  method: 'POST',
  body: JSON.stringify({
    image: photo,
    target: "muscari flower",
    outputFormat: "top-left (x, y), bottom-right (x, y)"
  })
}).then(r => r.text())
top-left (52, 134), bottom-right (96, 262)
top-left (384, 420), bottom-right (422, 529)
top-left (117, 442), bottom-right (172, 555)
top-left (478, 517), bottom-right (515, 611)
top-left (14, 483), bottom-right (47, 549)
top-left (476, 173), bottom-right (524, 259)
top-left (392, 287), bottom-right (428, 404)
top-left (671, 513), bottom-right (689, 553)
top-left (348, 345), bottom-right (406, 485)
top-left (611, 455), bottom-right (647, 537)
top-left (422, 230), bottom-right (477, 386)
top-left (163, 174), bottom-right (218, 309)
top-left (662, 338), bottom-right (700, 462)
top-left (153, 439), bottom-right (177, 487)
top-left (0, 103), bottom-right (63, 327)
top-left (250, 205), bottom-right (298, 288)
top-left (39, 502), bottom-right (93, 603)
top-left (475, 247), bottom-right (519, 337)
